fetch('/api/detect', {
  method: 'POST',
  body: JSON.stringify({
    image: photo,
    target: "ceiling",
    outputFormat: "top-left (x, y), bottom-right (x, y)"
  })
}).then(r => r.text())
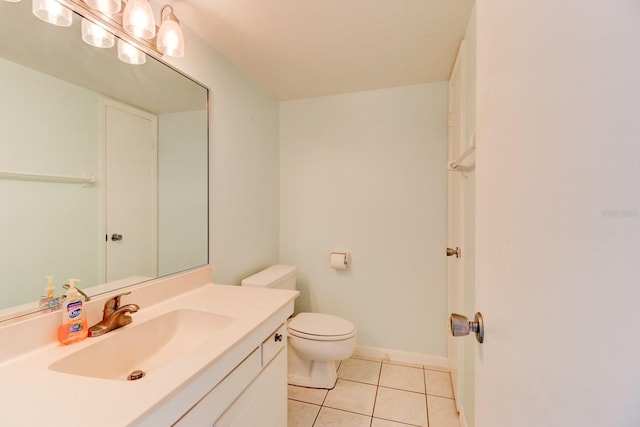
top-left (173, 0), bottom-right (475, 100)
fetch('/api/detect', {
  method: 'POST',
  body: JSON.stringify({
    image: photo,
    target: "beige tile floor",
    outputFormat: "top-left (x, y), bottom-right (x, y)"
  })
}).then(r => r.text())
top-left (288, 356), bottom-right (460, 427)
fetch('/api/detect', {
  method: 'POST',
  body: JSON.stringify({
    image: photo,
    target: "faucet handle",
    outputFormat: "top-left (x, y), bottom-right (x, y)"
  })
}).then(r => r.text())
top-left (105, 291), bottom-right (132, 311)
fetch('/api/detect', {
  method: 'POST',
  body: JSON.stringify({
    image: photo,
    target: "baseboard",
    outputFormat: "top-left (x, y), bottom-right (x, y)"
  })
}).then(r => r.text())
top-left (353, 345), bottom-right (449, 370)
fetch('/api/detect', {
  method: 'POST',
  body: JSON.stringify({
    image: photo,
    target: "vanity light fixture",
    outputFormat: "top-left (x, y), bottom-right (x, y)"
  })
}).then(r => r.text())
top-left (117, 38), bottom-right (146, 64)
top-left (82, 0), bottom-right (119, 15)
top-left (156, 4), bottom-right (184, 57)
top-left (81, 17), bottom-right (115, 48)
top-left (122, 0), bottom-right (155, 39)
top-left (17, 0), bottom-right (186, 63)
top-left (32, 0), bottom-right (72, 26)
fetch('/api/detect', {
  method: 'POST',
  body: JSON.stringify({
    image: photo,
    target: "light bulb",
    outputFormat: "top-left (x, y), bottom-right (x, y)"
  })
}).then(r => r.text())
top-left (157, 14), bottom-right (184, 57)
top-left (117, 39), bottom-right (146, 65)
top-left (122, 0), bottom-right (155, 39)
top-left (32, 0), bottom-right (72, 27)
top-left (83, 0), bottom-right (120, 15)
top-left (81, 18), bottom-right (114, 48)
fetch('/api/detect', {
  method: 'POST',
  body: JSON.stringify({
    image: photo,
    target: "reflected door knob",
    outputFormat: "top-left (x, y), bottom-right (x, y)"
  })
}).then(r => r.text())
top-left (450, 312), bottom-right (484, 343)
top-left (111, 233), bottom-right (123, 241)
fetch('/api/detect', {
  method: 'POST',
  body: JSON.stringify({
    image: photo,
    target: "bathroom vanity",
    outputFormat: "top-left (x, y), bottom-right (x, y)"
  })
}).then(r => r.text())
top-left (0, 267), bottom-right (298, 426)
top-left (0, 2), bottom-right (296, 424)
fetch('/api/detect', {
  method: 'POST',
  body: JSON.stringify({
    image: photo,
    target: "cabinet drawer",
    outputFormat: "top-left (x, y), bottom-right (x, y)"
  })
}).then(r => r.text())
top-left (261, 323), bottom-right (286, 366)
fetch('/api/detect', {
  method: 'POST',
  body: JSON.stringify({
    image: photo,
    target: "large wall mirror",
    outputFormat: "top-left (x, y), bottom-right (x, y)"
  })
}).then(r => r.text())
top-left (0, 1), bottom-right (209, 321)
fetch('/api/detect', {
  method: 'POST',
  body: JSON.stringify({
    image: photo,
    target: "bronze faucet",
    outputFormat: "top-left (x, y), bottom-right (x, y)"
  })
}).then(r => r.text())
top-left (88, 292), bottom-right (140, 337)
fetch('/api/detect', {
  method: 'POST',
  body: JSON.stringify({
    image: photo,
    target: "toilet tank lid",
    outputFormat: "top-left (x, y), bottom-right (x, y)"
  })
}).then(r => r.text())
top-left (241, 265), bottom-right (296, 287)
top-left (288, 313), bottom-right (355, 337)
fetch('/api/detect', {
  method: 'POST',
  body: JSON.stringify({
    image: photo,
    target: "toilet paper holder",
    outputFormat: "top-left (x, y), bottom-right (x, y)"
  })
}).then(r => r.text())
top-left (329, 252), bottom-right (349, 269)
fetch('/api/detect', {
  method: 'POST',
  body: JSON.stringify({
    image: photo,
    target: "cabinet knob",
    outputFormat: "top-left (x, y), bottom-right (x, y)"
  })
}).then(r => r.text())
top-left (274, 333), bottom-right (283, 342)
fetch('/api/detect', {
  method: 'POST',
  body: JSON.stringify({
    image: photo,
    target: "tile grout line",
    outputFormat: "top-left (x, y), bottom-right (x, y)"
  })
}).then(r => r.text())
top-left (311, 363), bottom-right (334, 427)
top-left (424, 366), bottom-right (431, 427)
top-left (368, 359), bottom-right (383, 427)
top-left (313, 387), bottom-right (328, 425)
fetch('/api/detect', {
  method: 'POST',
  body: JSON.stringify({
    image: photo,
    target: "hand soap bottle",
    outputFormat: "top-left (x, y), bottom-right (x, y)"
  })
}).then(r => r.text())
top-left (39, 276), bottom-right (55, 308)
top-left (57, 279), bottom-right (87, 345)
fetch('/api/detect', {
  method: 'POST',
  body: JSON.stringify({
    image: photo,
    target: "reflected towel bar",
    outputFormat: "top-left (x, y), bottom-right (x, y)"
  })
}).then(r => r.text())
top-left (0, 170), bottom-right (95, 187)
top-left (448, 141), bottom-right (476, 173)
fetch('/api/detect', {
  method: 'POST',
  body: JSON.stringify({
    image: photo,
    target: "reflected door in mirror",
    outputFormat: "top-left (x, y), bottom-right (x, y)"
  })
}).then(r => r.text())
top-left (103, 100), bottom-right (158, 282)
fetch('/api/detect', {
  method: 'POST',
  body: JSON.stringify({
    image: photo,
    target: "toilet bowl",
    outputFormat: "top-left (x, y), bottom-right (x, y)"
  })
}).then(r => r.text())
top-left (287, 312), bottom-right (356, 389)
top-left (241, 265), bottom-right (357, 389)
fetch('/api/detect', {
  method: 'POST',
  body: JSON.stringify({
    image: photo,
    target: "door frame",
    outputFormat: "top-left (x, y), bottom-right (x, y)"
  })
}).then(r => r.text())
top-left (447, 41), bottom-right (466, 413)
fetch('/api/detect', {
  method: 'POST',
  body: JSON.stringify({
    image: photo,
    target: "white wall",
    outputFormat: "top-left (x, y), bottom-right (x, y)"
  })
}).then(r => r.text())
top-left (280, 84), bottom-right (448, 356)
top-left (0, 58), bottom-right (99, 308)
top-left (475, 1), bottom-right (640, 426)
top-left (163, 26), bottom-right (280, 285)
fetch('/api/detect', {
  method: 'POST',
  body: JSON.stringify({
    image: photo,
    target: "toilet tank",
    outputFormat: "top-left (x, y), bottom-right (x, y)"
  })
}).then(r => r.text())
top-left (241, 265), bottom-right (297, 290)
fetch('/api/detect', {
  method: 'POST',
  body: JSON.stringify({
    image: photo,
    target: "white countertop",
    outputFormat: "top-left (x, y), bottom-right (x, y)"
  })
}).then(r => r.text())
top-left (0, 281), bottom-right (298, 426)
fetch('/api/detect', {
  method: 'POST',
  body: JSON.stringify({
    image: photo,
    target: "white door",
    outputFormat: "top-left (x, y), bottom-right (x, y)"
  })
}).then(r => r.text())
top-left (101, 99), bottom-right (157, 282)
top-left (447, 41), bottom-right (466, 410)
top-left (475, 2), bottom-right (640, 427)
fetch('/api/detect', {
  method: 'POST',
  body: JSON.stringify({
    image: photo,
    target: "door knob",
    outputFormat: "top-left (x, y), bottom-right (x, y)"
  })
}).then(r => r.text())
top-left (446, 247), bottom-right (461, 258)
top-left (111, 233), bottom-right (123, 241)
top-left (450, 312), bottom-right (484, 343)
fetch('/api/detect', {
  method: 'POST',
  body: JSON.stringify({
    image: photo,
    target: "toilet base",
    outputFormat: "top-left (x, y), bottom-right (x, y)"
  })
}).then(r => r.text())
top-left (287, 362), bottom-right (338, 389)
top-left (287, 346), bottom-right (339, 389)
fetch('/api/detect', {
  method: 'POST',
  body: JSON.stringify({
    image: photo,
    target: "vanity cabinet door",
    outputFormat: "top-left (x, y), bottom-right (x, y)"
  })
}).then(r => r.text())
top-left (214, 348), bottom-right (287, 427)
top-left (173, 348), bottom-right (262, 426)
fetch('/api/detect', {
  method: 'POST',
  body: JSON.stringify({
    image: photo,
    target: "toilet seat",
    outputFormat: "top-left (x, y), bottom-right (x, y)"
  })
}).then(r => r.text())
top-left (288, 313), bottom-right (356, 341)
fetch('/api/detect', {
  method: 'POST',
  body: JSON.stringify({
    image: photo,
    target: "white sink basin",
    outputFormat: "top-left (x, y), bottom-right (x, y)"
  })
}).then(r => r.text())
top-left (49, 309), bottom-right (233, 381)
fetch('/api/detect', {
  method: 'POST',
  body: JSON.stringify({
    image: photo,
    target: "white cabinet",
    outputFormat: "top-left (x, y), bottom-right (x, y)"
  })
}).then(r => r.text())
top-left (214, 349), bottom-right (287, 426)
top-left (261, 324), bottom-right (286, 366)
top-left (173, 323), bottom-right (287, 427)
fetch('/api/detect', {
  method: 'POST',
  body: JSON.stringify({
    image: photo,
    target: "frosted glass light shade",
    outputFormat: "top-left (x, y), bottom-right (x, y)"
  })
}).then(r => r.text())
top-left (4, 0), bottom-right (23, 3)
top-left (157, 19), bottom-right (184, 57)
top-left (81, 18), bottom-right (115, 48)
top-left (83, 0), bottom-right (120, 15)
top-left (122, 0), bottom-right (155, 39)
top-left (32, 0), bottom-right (72, 27)
top-left (117, 39), bottom-right (146, 65)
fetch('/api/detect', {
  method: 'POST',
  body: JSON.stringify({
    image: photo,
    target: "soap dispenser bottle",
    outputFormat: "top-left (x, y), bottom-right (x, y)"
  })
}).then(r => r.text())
top-left (57, 279), bottom-right (88, 345)
top-left (39, 276), bottom-right (55, 308)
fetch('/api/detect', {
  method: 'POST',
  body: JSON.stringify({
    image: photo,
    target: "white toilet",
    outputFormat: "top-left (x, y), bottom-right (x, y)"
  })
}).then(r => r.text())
top-left (241, 265), bottom-right (356, 389)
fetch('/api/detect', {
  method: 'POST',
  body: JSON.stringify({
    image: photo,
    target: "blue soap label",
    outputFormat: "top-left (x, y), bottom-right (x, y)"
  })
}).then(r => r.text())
top-left (67, 301), bottom-right (82, 318)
